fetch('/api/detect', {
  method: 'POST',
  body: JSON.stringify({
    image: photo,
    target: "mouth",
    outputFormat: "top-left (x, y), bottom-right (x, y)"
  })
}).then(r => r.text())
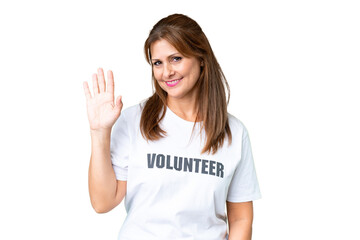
top-left (165, 77), bottom-right (183, 87)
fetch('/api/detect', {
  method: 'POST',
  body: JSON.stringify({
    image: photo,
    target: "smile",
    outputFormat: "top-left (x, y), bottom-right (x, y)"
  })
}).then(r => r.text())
top-left (165, 78), bottom-right (183, 87)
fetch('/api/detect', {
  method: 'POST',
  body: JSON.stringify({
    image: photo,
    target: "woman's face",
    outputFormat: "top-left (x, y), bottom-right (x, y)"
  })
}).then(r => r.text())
top-left (150, 39), bottom-right (201, 103)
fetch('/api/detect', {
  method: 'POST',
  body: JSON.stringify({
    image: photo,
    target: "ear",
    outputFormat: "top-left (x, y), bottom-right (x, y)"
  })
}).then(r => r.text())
top-left (200, 61), bottom-right (204, 67)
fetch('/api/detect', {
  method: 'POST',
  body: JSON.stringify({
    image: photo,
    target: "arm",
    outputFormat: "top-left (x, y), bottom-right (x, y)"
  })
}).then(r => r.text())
top-left (84, 68), bottom-right (125, 213)
top-left (88, 130), bottom-right (126, 213)
top-left (226, 201), bottom-right (254, 240)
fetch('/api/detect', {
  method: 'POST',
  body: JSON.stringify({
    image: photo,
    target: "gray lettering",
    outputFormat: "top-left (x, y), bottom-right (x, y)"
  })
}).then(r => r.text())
top-left (147, 153), bottom-right (224, 178)
top-left (194, 158), bottom-right (201, 173)
top-left (184, 158), bottom-right (193, 172)
top-left (216, 162), bottom-right (224, 178)
top-left (174, 156), bottom-right (182, 171)
top-left (166, 155), bottom-right (173, 169)
top-left (209, 160), bottom-right (216, 175)
top-left (156, 154), bottom-right (165, 168)
top-left (147, 153), bottom-right (156, 168)
top-left (201, 159), bottom-right (209, 174)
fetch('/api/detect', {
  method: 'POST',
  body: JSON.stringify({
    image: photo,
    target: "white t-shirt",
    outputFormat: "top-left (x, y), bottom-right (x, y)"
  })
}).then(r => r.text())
top-left (110, 102), bottom-right (261, 240)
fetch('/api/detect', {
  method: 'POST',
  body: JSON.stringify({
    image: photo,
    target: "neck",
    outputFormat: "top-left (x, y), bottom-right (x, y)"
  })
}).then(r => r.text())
top-left (166, 96), bottom-right (200, 122)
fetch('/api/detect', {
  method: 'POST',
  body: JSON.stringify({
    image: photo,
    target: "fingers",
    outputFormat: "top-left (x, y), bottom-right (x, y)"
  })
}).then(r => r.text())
top-left (92, 73), bottom-right (99, 96)
top-left (115, 95), bottom-right (123, 111)
top-left (107, 70), bottom-right (114, 97)
top-left (116, 95), bottom-right (122, 106)
top-left (90, 68), bottom-right (113, 97)
top-left (97, 68), bottom-right (106, 92)
top-left (83, 81), bottom-right (92, 100)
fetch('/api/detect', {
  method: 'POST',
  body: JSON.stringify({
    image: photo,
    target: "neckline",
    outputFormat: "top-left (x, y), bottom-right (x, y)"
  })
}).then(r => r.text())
top-left (166, 106), bottom-right (202, 125)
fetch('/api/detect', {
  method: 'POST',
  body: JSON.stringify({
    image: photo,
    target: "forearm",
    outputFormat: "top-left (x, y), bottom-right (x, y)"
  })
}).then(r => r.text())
top-left (228, 219), bottom-right (252, 240)
top-left (88, 129), bottom-right (118, 212)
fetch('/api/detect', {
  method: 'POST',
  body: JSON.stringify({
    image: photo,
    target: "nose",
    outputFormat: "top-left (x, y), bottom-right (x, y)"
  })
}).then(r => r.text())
top-left (163, 63), bottom-right (175, 78)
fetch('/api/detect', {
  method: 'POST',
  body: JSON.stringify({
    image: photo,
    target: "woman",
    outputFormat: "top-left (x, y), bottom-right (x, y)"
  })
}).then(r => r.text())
top-left (83, 13), bottom-right (261, 240)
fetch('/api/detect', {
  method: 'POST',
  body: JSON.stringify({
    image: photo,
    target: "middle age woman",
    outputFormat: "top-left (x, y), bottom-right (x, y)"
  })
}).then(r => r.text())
top-left (84, 13), bottom-right (261, 240)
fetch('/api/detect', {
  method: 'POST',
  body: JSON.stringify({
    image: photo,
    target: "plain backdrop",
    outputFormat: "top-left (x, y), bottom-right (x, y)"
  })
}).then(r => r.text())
top-left (0, 0), bottom-right (359, 239)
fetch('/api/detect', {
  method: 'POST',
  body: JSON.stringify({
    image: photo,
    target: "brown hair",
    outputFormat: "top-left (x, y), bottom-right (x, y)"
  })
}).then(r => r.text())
top-left (140, 13), bottom-right (232, 154)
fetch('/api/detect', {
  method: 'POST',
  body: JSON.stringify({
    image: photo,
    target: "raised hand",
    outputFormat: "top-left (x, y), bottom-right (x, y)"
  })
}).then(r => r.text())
top-left (83, 68), bottom-right (123, 132)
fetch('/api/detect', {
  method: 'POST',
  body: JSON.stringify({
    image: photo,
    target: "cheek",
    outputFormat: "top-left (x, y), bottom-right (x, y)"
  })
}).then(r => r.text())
top-left (188, 65), bottom-right (201, 80)
top-left (182, 61), bottom-right (200, 78)
top-left (152, 69), bottom-right (162, 81)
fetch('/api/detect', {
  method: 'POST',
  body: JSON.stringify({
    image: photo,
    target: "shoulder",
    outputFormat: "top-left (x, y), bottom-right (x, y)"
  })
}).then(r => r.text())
top-left (120, 101), bottom-right (144, 120)
top-left (227, 112), bottom-right (249, 139)
top-left (113, 102), bottom-right (144, 132)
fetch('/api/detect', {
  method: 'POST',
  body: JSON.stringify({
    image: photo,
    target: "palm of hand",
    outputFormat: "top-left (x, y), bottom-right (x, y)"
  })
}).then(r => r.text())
top-left (83, 68), bottom-right (123, 131)
top-left (87, 91), bottom-right (119, 130)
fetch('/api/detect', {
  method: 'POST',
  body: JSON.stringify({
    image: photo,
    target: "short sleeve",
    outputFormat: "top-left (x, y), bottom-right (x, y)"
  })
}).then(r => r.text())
top-left (110, 110), bottom-right (130, 181)
top-left (227, 128), bottom-right (261, 202)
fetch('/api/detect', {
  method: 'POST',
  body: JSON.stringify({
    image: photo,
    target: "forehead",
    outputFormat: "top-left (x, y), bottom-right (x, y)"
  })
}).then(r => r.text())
top-left (150, 39), bottom-right (179, 59)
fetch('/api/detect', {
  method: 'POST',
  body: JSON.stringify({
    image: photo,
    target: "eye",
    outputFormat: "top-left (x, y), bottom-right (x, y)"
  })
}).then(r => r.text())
top-left (172, 56), bottom-right (182, 62)
top-left (153, 61), bottom-right (161, 66)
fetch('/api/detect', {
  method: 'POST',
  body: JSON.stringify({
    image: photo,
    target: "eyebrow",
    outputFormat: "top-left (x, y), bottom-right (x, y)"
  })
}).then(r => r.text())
top-left (151, 52), bottom-right (180, 61)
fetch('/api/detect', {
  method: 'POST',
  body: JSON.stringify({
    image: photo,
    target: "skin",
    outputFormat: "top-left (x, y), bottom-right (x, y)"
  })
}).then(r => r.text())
top-left (226, 201), bottom-right (254, 240)
top-left (150, 39), bottom-right (201, 122)
top-left (84, 41), bottom-right (254, 239)
top-left (83, 68), bottom-right (126, 213)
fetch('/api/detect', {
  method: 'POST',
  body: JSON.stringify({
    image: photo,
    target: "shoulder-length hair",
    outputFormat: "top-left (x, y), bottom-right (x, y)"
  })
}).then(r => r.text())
top-left (140, 13), bottom-right (232, 155)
